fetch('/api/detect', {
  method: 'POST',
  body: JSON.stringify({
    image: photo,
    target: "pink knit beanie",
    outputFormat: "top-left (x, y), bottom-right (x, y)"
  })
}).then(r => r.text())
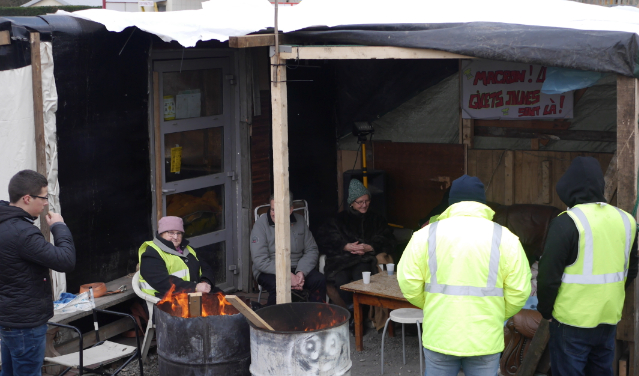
top-left (158, 216), bottom-right (184, 234)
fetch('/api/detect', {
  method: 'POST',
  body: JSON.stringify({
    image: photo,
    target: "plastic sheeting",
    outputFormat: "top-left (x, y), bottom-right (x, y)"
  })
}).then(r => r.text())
top-left (58, 0), bottom-right (639, 70)
top-left (0, 42), bottom-right (65, 299)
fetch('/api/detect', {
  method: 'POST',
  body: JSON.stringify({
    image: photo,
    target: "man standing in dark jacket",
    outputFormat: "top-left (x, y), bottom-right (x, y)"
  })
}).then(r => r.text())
top-left (0, 170), bottom-right (76, 376)
top-left (538, 157), bottom-right (638, 376)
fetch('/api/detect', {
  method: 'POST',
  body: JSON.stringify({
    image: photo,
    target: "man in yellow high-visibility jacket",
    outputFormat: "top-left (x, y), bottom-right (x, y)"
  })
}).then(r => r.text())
top-left (538, 157), bottom-right (638, 376)
top-left (398, 175), bottom-right (531, 376)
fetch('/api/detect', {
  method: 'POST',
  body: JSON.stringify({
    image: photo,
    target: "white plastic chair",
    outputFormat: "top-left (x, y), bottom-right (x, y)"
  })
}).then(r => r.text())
top-left (253, 200), bottom-right (328, 303)
top-left (381, 308), bottom-right (424, 375)
top-left (132, 271), bottom-right (160, 363)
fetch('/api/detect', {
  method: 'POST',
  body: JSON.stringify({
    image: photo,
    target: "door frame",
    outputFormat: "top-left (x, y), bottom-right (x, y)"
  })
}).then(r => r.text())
top-left (148, 47), bottom-right (249, 292)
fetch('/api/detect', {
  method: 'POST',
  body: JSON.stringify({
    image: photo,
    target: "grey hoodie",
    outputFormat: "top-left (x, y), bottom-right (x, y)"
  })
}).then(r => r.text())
top-left (250, 213), bottom-right (319, 280)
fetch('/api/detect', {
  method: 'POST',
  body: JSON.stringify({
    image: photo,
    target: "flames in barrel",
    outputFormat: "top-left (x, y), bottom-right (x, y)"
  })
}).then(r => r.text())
top-left (157, 284), bottom-right (238, 318)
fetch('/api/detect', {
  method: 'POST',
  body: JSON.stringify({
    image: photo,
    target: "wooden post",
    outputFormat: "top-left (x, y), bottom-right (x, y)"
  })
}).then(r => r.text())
top-left (270, 54), bottom-right (291, 304)
top-left (504, 151), bottom-right (514, 205)
top-left (616, 75), bottom-right (639, 375)
top-left (153, 72), bottom-right (163, 223)
top-left (604, 150), bottom-right (618, 202)
top-left (188, 292), bottom-right (202, 317)
top-left (462, 118), bottom-right (474, 149)
top-left (30, 32), bottom-right (50, 241)
top-left (541, 160), bottom-right (551, 204)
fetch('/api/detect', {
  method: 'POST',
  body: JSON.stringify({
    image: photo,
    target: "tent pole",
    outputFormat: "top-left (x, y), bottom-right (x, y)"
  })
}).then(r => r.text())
top-left (271, 53), bottom-right (291, 304)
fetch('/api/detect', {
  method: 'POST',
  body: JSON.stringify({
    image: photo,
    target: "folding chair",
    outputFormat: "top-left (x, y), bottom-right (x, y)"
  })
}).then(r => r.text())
top-left (253, 200), bottom-right (328, 303)
top-left (46, 309), bottom-right (143, 376)
top-left (132, 270), bottom-right (160, 363)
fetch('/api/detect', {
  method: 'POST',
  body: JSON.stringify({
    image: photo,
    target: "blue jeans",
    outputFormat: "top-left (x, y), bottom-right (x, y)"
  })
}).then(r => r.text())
top-left (0, 324), bottom-right (47, 376)
top-left (548, 320), bottom-right (616, 376)
top-left (423, 348), bottom-right (499, 376)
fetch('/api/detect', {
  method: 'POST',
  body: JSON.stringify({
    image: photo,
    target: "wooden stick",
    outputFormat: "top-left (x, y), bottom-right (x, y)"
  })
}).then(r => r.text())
top-left (225, 295), bottom-right (274, 331)
top-left (604, 150), bottom-right (618, 202)
top-left (188, 292), bottom-right (202, 318)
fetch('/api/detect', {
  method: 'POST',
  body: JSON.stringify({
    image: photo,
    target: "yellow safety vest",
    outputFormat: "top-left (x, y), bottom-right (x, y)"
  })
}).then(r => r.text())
top-left (138, 241), bottom-right (200, 296)
top-left (398, 202), bottom-right (531, 357)
top-left (553, 203), bottom-right (636, 328)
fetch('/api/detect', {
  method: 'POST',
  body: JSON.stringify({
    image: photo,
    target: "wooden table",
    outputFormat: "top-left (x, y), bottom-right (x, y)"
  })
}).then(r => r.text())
top-left (341, 271), bottom-right (419, 351)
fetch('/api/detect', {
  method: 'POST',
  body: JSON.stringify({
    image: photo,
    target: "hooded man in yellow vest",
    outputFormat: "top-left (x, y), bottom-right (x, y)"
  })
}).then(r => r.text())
top-left (538, 156), bottom-right (638, 376)
top-left (398, 175), bottom-right (531, 376)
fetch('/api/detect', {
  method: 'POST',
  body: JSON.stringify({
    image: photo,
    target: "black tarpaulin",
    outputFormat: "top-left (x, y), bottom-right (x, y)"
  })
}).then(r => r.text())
top-left (287, 22), bottom-right (639, 78)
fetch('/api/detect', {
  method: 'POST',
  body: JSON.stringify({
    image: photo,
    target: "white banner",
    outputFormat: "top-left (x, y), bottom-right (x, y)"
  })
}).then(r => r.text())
top-left (461, 60), bottom-right (573, 120)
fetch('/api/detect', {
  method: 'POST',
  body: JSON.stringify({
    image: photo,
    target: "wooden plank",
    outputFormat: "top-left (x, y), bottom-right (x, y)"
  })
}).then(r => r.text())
top-left (541, 160), bottom-right (552, 204)
top-left (605, 151), bottom-right (619, 202)
top-left (188, 292), bottom-right (202, 317)
top-left (153, 72), bottom-right (163, 223)
top-left (30, 32), bottom-right (50, 242)
top-left (474, 119), bottom-right (571, 130)
top-left (54, 317), bottom-right (135, 354)
top-left (616, 75), bottom-right (639, 374)
top-left (621, 357), bottom-right (629, 376)
top-left (0, 30), bottom-right (9, 46)
top-left (491, 150), bottom-right (505, 204)
top-left (515, 319), bottom-right (550, 376)
top-left (477, 150), bottom-right (494, 201)
top-left (270, 54), bottom-right (291, 304)
top-left (462, 118), bottom-right (474, 148)
top-left (467, 149), bottom-right (478, 177)
top-left (504, 151), bottom-right (514, 205)
top-left (229, 34), bottom-right (297, 49)
top-left (531, 139), bottom-right (540, 150)
top-left (226, 295), bottom-right (274, 330)
top-left (278, 46), bottom-right (475, 60)
top-left (474, 126), bottom-right (616, 142)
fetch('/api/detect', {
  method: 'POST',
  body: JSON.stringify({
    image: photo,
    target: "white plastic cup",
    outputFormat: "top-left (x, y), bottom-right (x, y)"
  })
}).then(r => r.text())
top-left (386, 263), bottom-right (395, 276)
top-left (378, 264), bottom-right (385, 272)
top-left (362, 272), bottom-right (371, 284)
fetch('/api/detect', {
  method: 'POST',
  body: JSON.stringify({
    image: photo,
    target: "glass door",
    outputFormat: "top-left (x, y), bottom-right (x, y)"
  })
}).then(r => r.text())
top-left (154, 58), bottom-right (234, 290)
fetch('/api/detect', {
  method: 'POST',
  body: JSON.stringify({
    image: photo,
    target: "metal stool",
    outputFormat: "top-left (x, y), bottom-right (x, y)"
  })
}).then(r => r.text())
top-left (380, 308), bottom-right (423, 375)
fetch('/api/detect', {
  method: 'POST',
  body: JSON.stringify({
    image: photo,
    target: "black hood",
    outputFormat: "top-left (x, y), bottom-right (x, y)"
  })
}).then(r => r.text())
top-left (556, 157), bottom-right (606, 208)
top-left (0, 201), bottom-right (34, 225)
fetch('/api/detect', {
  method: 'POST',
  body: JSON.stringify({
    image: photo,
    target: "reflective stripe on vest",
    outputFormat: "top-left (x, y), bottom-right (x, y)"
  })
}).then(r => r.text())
top-left (561, 206), bottom-right (632, 285)
top-left (424, 221), bottom-right (504, 297)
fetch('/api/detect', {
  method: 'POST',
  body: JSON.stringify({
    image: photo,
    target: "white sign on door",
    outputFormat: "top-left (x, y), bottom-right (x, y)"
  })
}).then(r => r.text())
top-left (461, 60), bottom-right (573, 120)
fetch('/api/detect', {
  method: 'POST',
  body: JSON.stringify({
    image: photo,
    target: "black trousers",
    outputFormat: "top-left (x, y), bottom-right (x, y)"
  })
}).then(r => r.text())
top-left (333, 262), bottom-right (374, 306)
top-left (257, 269), bottom-right (327, 306)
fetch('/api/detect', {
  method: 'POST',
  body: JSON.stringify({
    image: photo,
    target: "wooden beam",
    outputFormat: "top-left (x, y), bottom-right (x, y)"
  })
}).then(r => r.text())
top-left (226, 295), bottom-right (274, 330)
top-left (474, 126), bottom-right (616, 142)
top-left (30, 32), bottom-right (50, 243)
top-left (230, 34), bottom-right (277, 48)
top-left (277, 46), bottom-right (475, 60)
top-left (153, 72), bottom-right (163, 223)
top-left (0, 30), bottom-right (10, 46)
top-left (604, 150), bottom-right (618, 202)
top-left (271, 54), bottom-right (291, 304)
top-left (504, 151), bottom-right (514, 205)
top-left (474, 119), bottom-right (571, 130)
top-left (616, 75), bottom-right (639, 375)
top-left (531, 138), bottom-right (540, 150)
top-left (462, 119), bottom-right (474, 149)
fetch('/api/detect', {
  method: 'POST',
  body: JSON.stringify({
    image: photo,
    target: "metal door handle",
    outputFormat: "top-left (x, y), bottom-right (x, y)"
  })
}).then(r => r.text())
top-left (162, 189), bottom-right (176, 194)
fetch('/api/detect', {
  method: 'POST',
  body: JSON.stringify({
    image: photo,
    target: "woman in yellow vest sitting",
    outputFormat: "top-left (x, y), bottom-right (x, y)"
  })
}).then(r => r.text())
top-left (138, 216), bottom-right (218, 297)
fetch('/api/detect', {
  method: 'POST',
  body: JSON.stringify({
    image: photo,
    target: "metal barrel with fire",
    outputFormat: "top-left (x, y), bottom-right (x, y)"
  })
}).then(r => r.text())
top-left (154, 285), bottom-right (251, 376)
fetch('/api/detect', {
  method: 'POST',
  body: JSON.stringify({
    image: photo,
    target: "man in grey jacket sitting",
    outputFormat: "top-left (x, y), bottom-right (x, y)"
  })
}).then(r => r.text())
top-left (250, 193), bottom-right (326, 306)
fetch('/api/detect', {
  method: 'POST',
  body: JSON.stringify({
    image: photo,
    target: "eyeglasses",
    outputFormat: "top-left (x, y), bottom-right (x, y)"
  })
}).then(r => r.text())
top-left (30, 195), bottom-right (49, 201)
top-left (353, 199), bottom-right (370, 206)
top-left (165, 231), bottom-right (183, 238)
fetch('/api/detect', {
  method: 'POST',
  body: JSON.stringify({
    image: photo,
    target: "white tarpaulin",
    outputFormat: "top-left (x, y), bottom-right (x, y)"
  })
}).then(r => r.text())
top-left (58, 0), bottom-right (639, 48)
top-left (0, 42), bottom-right (66, 299)
top-left (461, 60), bottom-right (574, 120)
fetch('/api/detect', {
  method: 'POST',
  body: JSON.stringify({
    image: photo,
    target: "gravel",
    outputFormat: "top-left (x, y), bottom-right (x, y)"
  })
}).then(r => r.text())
top-left (109, 323), bottom-right (465, 376)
